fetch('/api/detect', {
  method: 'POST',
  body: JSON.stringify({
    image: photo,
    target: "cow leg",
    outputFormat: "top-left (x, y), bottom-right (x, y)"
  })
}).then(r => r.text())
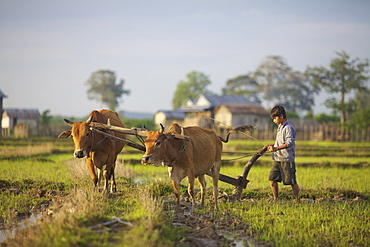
top-left (86, 158), bottom-right (98, 187)
top-left (211, 161), bottom-right (221, 209)
top-left (102, 168), bottom-right (110, 195)
top-left (187, 174), bottom-right (196, 213)
top-left (197, 175), bottom-right (206, 206)
top-left (109, 165), bottom-right (117, 193)
top-left (171, 180), bottom-right (180, 210)
top-left (97, 168), bottom-right (102, 188)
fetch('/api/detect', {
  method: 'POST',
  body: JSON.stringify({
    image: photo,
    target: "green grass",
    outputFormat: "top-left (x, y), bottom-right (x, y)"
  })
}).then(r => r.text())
top-left (215, 200), bottom-right (369, 246)
top-left (0, 138), bottom-right (369, 246)
top-left (218, 166), bottom-right (369, 195)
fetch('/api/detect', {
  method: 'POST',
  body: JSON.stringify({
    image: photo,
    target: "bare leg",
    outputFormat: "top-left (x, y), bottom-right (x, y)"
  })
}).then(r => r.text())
top-left (270, 180), bottom-right (278, 201)
top-left (292, 184), bottom-right (300, 202)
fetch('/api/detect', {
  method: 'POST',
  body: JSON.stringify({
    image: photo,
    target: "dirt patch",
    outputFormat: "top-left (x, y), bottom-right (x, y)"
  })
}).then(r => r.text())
top-left (1, 185), bottom-right (367, 246)
top-left (164, 192), bottom-right (368, 247)
top-left (162, 198), bottom-right (255, 247)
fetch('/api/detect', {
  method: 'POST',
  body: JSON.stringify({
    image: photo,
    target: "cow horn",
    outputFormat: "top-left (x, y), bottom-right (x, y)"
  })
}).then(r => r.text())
top-left (86, 115), bottom-right (93, 125)
top-left (180, 127), bottom-right (184, 135)
top-left (159, 123), bottom-right (165, 134)
top-left (64, 119), bottom-right (74, 126)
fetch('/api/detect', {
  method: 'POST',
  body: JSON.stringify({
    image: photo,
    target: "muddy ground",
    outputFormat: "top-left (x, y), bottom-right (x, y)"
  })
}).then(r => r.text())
top-left (1, 185), bottom-right (366, 247)
top-left (0, 186), bottom-right (254, 246)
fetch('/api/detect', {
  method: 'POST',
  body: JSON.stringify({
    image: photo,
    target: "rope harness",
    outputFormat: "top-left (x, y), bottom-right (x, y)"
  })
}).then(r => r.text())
top-left (89, 128), bottom-right (109, 153)
top-left (165, 139), bottom-right (186, 167)
top-left (143, 129), bottom-right (187, 167)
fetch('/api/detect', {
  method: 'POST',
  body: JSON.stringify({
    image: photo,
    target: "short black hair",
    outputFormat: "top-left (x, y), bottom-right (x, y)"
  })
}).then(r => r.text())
top-left (270, 105), bottom-right (286, 119)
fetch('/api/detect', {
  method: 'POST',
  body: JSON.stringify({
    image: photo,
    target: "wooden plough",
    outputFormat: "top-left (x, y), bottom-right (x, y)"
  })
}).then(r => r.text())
top-left (89, 122), bottom-right (266, 201)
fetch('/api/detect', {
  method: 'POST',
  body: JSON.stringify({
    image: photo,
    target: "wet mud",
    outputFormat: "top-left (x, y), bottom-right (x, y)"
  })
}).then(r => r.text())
top-left (0, 186), bottom-right (367, 246)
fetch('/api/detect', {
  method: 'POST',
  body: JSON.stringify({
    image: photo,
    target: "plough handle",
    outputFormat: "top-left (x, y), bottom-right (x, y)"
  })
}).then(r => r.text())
top-left (228, 146), bottom-right (267, 201)
top-left (239, 146), bottom-right (267, 180)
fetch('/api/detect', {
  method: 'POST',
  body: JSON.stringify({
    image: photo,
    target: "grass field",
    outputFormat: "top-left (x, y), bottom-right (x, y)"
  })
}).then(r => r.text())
top-left (0, 137), bottom-right (369, 246)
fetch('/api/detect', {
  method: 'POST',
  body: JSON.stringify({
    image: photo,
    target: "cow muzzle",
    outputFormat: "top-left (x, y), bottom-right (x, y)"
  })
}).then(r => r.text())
top-left (74, 149), bottom-right (86, 158)
top-left (141, 155), bottom-right (161, 167)
top-left (141, 155), bottom-right (151, 165)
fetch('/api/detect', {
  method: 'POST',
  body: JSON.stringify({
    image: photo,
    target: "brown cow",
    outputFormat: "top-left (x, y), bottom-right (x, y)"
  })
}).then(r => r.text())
top-left (58, 109), bottom-right (125, 193)
top-left (141, 123), bottom-right (225, 212)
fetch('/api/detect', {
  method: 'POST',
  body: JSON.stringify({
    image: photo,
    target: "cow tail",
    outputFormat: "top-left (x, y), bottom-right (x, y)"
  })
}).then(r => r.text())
top-left (218, 131), bottom-right (234, 143)
top-left (218, 125), bottom-right (255, 143)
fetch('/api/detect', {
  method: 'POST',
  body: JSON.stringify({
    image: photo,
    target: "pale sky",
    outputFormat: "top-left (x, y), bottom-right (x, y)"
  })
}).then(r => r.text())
top-left (1, 0), bottom-right (369, 117)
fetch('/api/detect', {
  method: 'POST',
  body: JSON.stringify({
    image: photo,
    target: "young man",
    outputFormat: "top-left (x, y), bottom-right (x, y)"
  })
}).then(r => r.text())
top-left (265, 105), bottom-right (300, 202)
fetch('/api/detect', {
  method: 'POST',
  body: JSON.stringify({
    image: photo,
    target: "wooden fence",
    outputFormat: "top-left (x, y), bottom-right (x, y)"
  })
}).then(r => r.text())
top-left (216, 124), bottom-right (370, 142)
top-left (2, 124), bottom-right (370, 142)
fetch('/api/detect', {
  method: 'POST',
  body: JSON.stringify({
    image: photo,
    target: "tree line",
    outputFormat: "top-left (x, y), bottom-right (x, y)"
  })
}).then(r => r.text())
top-left (171, 51), bottom-right (369, 130)
top-left (80, 51), bottom-right (369, 130)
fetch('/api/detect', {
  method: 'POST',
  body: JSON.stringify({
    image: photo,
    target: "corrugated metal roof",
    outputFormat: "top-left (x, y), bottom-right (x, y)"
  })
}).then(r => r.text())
top-left (218, 104), bottom-right (269, 116)
top-left (203, 95), bottom-right (253, 107)
top-left (4, 108), bottom-right (41, 119)
top-left (179, 94), bottom-right (254, 112)
top-left (158, 110), bottom-right (185, 119)
top-left (0, 90), bottom-right (7, 98)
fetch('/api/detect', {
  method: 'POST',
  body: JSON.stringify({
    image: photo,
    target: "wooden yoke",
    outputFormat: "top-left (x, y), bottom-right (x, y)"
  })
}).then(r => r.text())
top-left (89, 121), bottom-right (190, 152)
top-left (89, 122), bottom-right (150, 137)
top-left (89, 121), bottom-right (191, 141)
top-left (171, 134), bottom-right (191, 141)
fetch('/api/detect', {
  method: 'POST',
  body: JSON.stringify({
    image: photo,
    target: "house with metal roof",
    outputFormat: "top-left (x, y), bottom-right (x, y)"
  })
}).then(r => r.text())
top-left (179, 94), bottom-right (253, 112)
top-left (214, 103), bottom-right (269, 131)
top-left (2, 108), bottom-right (41, 137)
top-left (154, 94), bottom-right (269, 132)
top-left (154, 110), bottom-right (186, 128)
top-left (0, 90), bottom-right (7, 137)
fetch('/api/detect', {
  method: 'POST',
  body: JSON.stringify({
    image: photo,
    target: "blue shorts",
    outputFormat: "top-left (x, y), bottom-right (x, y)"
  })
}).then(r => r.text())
top-left (268, 161), bottom-right (297, 185)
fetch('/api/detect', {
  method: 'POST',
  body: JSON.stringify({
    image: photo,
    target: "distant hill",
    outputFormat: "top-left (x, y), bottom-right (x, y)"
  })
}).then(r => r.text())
top-left (122, 111), bottom-right (154, 119)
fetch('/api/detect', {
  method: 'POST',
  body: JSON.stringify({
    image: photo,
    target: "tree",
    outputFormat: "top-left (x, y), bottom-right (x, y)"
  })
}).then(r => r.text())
top-left (85, 70), bottom-right (130, 111)
top-left (314, 113), bottom-right (340, 124)
top-left (40, 109), bottom-right (52, 127)
top-left (253, 56), bottom-right (318, 113)
top-left (172, 71), bottom-right (213, 109)
top-left (254, 56), bottom-right (290, 109)
top-left (221, 74), bottom-right (261, 103)
top-left (305, 51), bottom-right (369, 125)
top-left (40, 109), bottom-right (52, 136)
top-left (280, 70), bottom-right (319, 113)
top-left (347, 89), bottom-right (370, 129)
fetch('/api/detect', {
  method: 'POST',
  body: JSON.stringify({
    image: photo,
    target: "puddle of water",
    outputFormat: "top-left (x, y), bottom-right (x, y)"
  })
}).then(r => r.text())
top-left (0, 212), bottom-right (43, 243)
top-left (234, 239), bottom-right (255, 247)
top-left (132, 178), bottom-right (147, 184)
top-left (219, 230), bottom-right (256, 247)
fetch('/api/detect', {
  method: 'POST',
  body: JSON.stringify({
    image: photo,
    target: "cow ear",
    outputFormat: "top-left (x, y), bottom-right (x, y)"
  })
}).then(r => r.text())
top-left (58, 130), bottom-right (72, 139)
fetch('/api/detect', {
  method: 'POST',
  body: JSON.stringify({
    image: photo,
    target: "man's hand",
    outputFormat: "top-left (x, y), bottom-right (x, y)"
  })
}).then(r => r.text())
top-left (265, 144), bottom-right (275, 152)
